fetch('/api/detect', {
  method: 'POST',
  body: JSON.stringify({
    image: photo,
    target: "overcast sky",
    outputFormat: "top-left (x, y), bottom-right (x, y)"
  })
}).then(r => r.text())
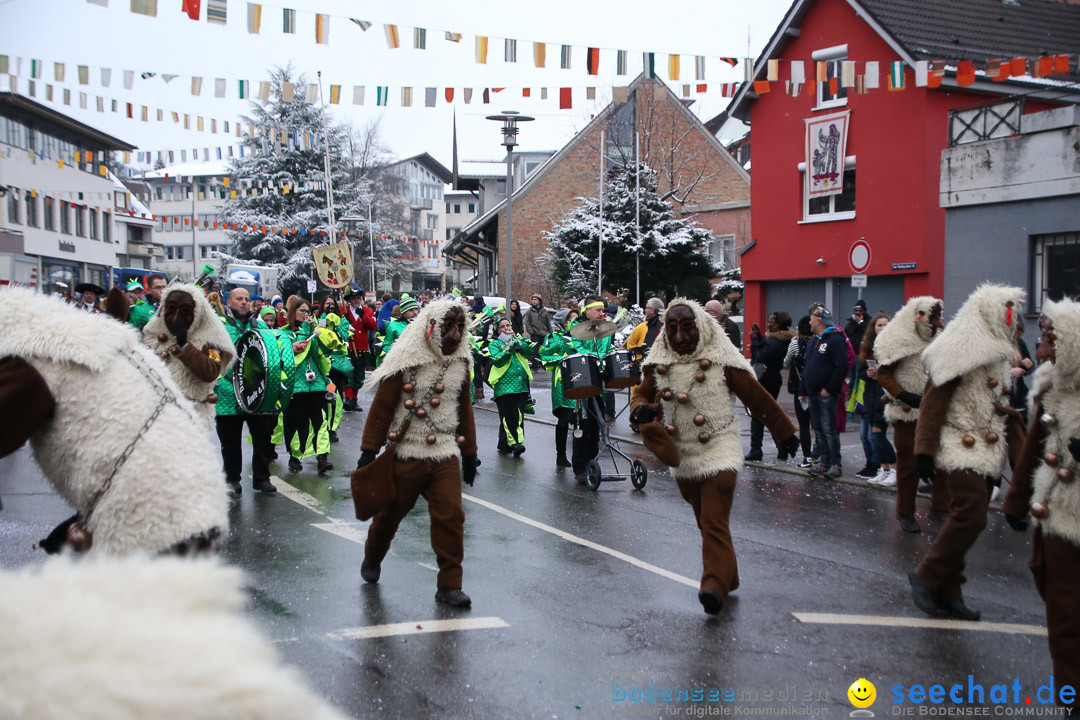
top-left (0, 0), bottom-right (791, 170)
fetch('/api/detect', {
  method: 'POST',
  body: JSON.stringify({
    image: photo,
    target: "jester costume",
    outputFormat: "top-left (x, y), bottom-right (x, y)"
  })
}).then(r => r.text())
top-left (486, 334), bottom-right (535, 455)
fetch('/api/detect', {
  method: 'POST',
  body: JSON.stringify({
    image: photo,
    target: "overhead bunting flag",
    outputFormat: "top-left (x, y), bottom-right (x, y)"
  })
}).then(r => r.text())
top-left (130, 0), bottom-right (157, 16)
top-left (560, 45), bottom-right (571, 69)
top-left (889, 61), bottom-right (905, 90)
top-left (914, 60), bottom-right (929, 87)
top-left (841, 61), bottom-right (855, 87)
top-left (182, 0), bottom-right (199, 19)
top-left (720, 57), bottom-right (738, 67)
top-left (304, 84), bottom-right (317, 103)
top-left (351, 19), bottom-right (371, 31)
top-left (281, 81), bottom-right (294, 101)
top-left (376, 86), bottom-right (389, 105)
top-left (475, 36), bottom-right (488, 63)
top-left (401, 87), bottom-right (412, 106)
top-left (865, 61), bottom-right (879, 89)
top-left (238, 79), bottom-right (249, 98)
top-left (425, 87), bottom-right (436, 107)
top-left (505, 39), bottom-right (517, 62)
top-left (282, 8), bottom-right (295, 33)
top-left (956, 60), bottom-right (975, 86)
top-left (767, 59), bottom-right (779, 81)
top-left (353, 85), bottom-right (364, 104)
top-left (206, 0), bottom-right (226, 25)
top-left (413, 27), bottom-right (426, 49)
top-left (315, 14), bottom-right (329, 44)
top-left (329, 84), bottom-right (340, 104)
top-left (586, 48), bottom-right (599, 75)
top-left (534, 43), bottom-right (546, 68)
top-left (246, 2), bottom-right (260, 32)
top-left (695, 55), bottom-right (705, 81)
top-left (643, 52), bottom-right (655, 79)
top-left (191, 76), bottom-right (203, 95)
top-left (385, 24), bottom-right (400, 48)
top-left (445, 31), bottom-right (461, 42)
top-left (445, 88), bottom-right (454, 102)
top-left (617, 50), bottom-right (628, 75)
top-left (559, 87), bottom-right (571, 109)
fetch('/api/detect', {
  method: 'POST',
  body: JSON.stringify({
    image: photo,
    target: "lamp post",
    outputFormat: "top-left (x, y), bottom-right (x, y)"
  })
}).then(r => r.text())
top-left (485, 110), bottom-right (534, 312)
top-left (341, 209), bottom-right (376, 292)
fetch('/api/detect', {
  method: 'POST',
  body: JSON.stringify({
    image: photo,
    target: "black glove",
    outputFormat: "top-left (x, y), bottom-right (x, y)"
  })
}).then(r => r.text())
top-left (916, 454), bottom-right (936, 482)
top-left (897, 391), bottom-right (922, 409)
top-left (780, 434), bottom-right (800, 458)
top-left (1068, 437), bottom-right (1080, 464)
top-left (462, 453), bottom-right (478, 486)
top-left (167, 322), bottom-right (189, 347)
top-left (1004, 514), bottom-right (1029, 532)
top-left (356, 450), bottom-right (377, 470)
top-left (632, 403), bottom-right (659, 425)
top-left (38, 513), bottom-right (80, 554)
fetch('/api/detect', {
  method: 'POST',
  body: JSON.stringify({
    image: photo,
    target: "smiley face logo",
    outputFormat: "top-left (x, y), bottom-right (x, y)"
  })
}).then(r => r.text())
top-left (848, 678), bottom-right (876, 709)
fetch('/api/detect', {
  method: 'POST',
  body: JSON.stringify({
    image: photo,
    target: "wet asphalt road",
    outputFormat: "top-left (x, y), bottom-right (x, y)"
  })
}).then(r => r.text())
top-left (0, 376), bottom-right (1058, 720)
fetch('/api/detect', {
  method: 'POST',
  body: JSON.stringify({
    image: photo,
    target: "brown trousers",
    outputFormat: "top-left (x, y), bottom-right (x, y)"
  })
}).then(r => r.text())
top-left (917, 469), bottom-right (988, 601)
top-left (677, 471), bottom-right (740, 599)
top-left (364, 456), bottom-right (466, 589)
top-left (1031, 529), bottom-right (1080, 712)
top-left (894, 422), bottom-right (950, 517)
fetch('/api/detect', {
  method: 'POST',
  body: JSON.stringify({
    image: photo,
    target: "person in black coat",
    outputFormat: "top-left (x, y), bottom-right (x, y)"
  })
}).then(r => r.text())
top-left (844, 300), bottom-right (868, 401)
top-left (747, 311), bottom-right (796, 461)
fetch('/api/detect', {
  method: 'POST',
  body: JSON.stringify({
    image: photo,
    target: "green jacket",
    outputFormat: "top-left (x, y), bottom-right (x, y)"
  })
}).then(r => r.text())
top-left (538, 332), bottom-right (577, 411)
top-left (486, 336), bottom-right (535, 397)
top-left (128, 300), bottom-right (157, 331)
top-left (215, 310), bottom-right (268, 416)
top-left (286, 321), bottom-right (333, 394)
top-left (376, 318), bottom-right (410, 366)
top-left (566, 318), bottom-right (614, 358)
top-left (322, 313), bottom-right (355, 377)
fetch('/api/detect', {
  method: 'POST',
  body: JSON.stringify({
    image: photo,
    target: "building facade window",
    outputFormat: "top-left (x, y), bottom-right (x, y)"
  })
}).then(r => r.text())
top-left (59, 201), bottom-right (70, 234)
top-left (495, 179), bottom-right (506, 195)
top-left (44, 196), bottom-right (55, 231)
top-left (454, 203), bottom-right (461, 214)
top-left (1032, 232), bottom-right (1080, 314)
top-left (707, 234), bottom-right (737, 271)
top-left (24, 190), bottom-right (38, 227)
top-left (6, 188), bottom-right (20, 224)
top-left (468, 202), bottom-right (476, 213)
top-left (799, 156), bottom-right (856, 222)
top-left (88, 209), bottom-right (98, 240)
top-left (102, 211), bottom-right (111, 242)
top-left (813, 45), bottom-right (848, 110)
top-left (74, 205), bottom-right (86, 237)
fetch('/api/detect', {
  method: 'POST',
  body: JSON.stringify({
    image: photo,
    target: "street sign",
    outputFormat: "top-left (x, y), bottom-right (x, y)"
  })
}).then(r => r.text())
top-left (848, 239), bottom-right (872, 274)
top-left (851, 274), bottom-right (867, 288)
top-left (364, 291), bottom-right (377, 302)
top-left (307, 280), bottom-right (317, 293)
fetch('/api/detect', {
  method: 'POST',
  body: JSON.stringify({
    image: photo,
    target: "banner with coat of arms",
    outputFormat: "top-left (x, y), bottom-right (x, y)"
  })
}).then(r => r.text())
top-left (805, 110), bottom-right (850, 198)
top-left (312, 241), bottom-right (354, 288)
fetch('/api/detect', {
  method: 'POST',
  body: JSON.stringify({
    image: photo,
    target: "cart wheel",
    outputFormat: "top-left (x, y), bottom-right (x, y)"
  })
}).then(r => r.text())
top-left (631, 459), bottom-right (648, 490)
top-left (585, 461), bottom-right (602, 491)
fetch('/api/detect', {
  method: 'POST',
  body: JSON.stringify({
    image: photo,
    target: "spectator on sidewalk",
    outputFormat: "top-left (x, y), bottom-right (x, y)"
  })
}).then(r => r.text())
top-left (798, 306), bottom-right (849, 478)
top-left (783, 316), bottom-right (817, 468)
top-left (705, 299), bottom-right (742, 351)
top-left (746, 311), bottom-right (796, 461)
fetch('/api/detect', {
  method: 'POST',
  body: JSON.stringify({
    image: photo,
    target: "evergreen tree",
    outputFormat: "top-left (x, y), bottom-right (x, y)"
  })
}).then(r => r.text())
top-left (222, 66), bottom-right (413, 297)
top-left (543, 163), bottom-right (720, 302)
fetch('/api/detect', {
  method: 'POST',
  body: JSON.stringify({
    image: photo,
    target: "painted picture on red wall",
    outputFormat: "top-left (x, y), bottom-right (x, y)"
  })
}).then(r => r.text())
top-left (805, 110), bottom-right (850, 198)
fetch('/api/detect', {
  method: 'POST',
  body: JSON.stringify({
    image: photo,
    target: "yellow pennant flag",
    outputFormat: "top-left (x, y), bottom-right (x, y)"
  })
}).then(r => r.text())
top-left (475, 36), bottom-right (488, 64)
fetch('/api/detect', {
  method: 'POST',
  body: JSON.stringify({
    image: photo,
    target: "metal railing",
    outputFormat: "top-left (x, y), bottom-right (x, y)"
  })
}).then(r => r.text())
top-left (948, 98), bottom-right (1024, 147)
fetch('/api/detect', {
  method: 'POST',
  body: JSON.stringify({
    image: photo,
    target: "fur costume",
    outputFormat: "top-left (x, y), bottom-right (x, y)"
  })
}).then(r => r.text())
top-left (874, 295), bottom-right (941, 424)
top-left (920, 284), bottom-right (1024, 478)
top-left (364, 300), bottom-right (472, 462)
top-left (642, 298), bottom-right (754, 481)
top-left (0, 556), bottom-right (349, 720)
top-left (0, 288), bottom-right (229, 555)
top-left (1028, 299), bottom-right (1080, 547)
top-left (144, 283), bottom-right (235, 427)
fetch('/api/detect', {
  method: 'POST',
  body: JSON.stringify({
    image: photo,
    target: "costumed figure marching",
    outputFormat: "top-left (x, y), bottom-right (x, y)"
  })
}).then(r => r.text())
top-left (343, 284), bottom-right (377, 412)
top-left (629, 298), bottom-right (798, 614)
top-left (143, 283), bottom-right (235, 428)
top-left (281, 297), bottom-right (336, 476)
top-left (1002, 298), bottom-right (1080, 712)
top-left (909, 284), bottom-right (1027, 621)
top-left (352, 300), bottom-right (478, 608)
top-left (0, 287), bottom-right (229, 555)
top-left (484, 317), bottom-right (535, 457)
top-left (538, 308), bottom-right (581, 468)
top-left (872, 296), bottom-right (950, 534)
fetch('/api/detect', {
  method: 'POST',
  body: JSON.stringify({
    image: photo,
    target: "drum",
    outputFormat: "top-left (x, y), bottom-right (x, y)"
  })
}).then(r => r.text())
top-left (602, 349), bottom-right (640, 389)
top-left (234, 328), bottom-right (296, 414)
top-left (560, 353), bottom-right (603, 399)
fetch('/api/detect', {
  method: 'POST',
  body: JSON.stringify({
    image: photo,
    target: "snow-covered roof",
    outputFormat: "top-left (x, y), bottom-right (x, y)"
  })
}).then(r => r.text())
top-left (109, 171), bottom-right (154, 225)
top-left (142, 160), bottom-right (232, 180)
top-left (456, 160), bottom-right (507, 178)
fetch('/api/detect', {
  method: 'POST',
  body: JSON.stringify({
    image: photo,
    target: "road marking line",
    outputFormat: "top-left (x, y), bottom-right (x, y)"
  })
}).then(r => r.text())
top-left (418, 562), bottom-right (439, 572)
top-left (326, 617), bottom-right (509, 640)
top-left (272, 476), bottom-right (330, 517)
top-left (311, 521), bottom-right (369, 544)
top-left (793, 612), bottom-right (1047, 636)
top-left (462, 493), bottom-right (698, 589)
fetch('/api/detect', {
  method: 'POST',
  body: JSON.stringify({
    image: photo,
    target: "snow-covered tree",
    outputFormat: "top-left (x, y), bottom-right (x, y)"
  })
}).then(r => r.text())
top-left (222, 66), bottom-right (413, 296)
top-left (542, 163), bottom-right (719, 302)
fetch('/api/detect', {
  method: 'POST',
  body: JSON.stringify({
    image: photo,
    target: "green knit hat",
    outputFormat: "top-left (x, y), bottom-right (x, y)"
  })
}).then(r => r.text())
top-left (398, 294), bottom-right (420, 314)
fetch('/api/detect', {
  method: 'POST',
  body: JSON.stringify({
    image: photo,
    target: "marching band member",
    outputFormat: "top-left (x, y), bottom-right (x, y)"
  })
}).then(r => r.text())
top-left (567, 297), bottom-right (614, 477)
top-left (538, 308), bottom-right (580, 468)
top-left (282, 298), bottom-right (335, 477)
top-left (376, 294), bottom-right (419, 366)
top-left (485, 318), bottom-right (536, 457)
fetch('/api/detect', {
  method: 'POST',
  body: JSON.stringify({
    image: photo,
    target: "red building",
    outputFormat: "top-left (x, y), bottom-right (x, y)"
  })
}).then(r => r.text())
top-left (719, 0), bottom-right (1080, 333)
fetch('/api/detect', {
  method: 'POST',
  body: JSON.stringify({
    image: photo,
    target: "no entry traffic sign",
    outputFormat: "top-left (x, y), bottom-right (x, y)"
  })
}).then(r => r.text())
top-left (849, 239), bottom-right (871, 274)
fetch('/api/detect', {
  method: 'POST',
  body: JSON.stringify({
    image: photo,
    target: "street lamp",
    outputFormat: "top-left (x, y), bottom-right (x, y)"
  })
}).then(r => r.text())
top-left (485, 110), bottom-right (534, 311)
